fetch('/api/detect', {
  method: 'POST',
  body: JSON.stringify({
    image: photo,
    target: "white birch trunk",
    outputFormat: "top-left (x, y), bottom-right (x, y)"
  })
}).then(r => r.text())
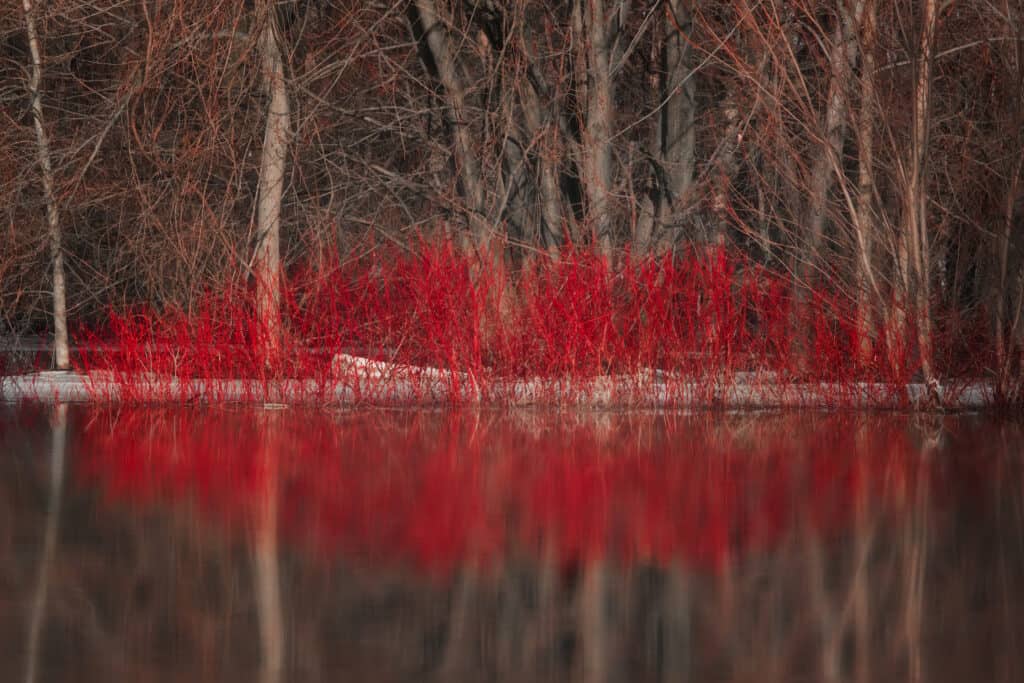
top-left (22, 0), bottom-right (69, 371)
top-left (256, 4), bottom-right (290, 349)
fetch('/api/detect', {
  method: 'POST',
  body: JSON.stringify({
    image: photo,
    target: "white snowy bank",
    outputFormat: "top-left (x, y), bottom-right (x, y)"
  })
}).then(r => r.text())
top-left (0, 353), bottom-right (1000, 409)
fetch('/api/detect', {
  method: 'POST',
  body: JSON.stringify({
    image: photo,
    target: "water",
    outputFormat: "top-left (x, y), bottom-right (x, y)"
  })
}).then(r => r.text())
top-left (1, 406), bottom-right (1022, 682)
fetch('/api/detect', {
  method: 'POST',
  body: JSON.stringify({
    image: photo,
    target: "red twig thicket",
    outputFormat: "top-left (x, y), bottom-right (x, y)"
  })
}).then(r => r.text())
top-left (68, 241), bottom-right (1001, 406)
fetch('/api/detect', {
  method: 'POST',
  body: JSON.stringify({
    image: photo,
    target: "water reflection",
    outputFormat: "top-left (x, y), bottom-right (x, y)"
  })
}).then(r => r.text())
top-left (2, 406), bottom-right (1022, 682)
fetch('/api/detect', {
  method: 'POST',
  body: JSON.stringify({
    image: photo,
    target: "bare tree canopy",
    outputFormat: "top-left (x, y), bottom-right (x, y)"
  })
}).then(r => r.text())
top-left (1, 0), bottom-right (1022, 379)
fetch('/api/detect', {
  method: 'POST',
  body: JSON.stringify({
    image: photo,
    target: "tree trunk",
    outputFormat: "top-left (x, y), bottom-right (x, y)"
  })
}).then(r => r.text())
top-left (22, 0), bottom-right (69, 371)
top-left (660, 0), bottom-right (697, 248)
top-left (904, 0), bottom-right (938, 388)
top-left (636, 0), bottom-right (697, 254)
top-left (256, 4), bottom-right (290, 351)
top-left (576, 0), bottom-right (617, 257)
top-left (413, 0), bottom-right (488, 245)
top-left (520, 74), bottom-right (566, 252)
top-left (802, 9), bottom-right (856, 284)
top-left (853, 0), bottom-right (879, 365)
top-left (995, 0), bottom-right (1023, 379)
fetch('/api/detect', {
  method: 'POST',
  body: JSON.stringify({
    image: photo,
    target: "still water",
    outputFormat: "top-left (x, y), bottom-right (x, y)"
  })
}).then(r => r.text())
top-left (1, 406), bottom-right (1022, 682)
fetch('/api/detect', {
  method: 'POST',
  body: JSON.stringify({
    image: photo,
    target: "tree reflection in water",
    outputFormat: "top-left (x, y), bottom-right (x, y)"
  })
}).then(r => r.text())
top-left (1, 406), bottom-right (1022, 682)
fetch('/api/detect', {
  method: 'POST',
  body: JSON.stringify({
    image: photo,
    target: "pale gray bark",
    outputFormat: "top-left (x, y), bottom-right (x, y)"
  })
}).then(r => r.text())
top-left (413, 0), bottom-right (488, 243)
top-left (635, 1), bottom-right (696, 253)
top-left (576, 0), bottom-right (619, 257)
top-left (255, 4), bottom-right (291, 345)
top-left (660, 0), bottom-right (696, 246)
top-left (903, 0), bottom-right (938, 387)
top-left (853, 0), bottom-right (880, 362)
top-left (24, 404), bottom-right (67, 683)
top-left (520, 70), bottom-right (566, 251)
top-left (22, 0), bottom-right (69, 370)
top-left (803, 8), bottom-right (857, 277)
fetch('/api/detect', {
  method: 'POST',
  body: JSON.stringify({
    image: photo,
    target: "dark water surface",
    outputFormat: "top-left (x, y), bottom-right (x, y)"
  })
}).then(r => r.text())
top-left (1, 406), bottom-right (1022, 682)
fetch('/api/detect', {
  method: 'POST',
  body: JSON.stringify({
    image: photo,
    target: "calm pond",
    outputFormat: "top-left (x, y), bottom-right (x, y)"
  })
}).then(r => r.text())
top-left (1, 406), bottom-right (1022, 682)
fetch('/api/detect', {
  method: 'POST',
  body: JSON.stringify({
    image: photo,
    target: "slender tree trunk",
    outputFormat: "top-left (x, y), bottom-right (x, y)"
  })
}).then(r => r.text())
top-left (997, 161), bottom-right (1022, 377)
top-left (256, 3), bottom-right (290, 351)
top-left (634, 14), bottom-right (663, 254)
top-left (637, 0), bottom-right (697, 254)
top-left (996, 0), bottom-right (1023, 379)
top-left (853, 0), bottom-right (879, 365)
top-left (22, 0), bottom-right (69, 371)
top-left (904, 0), bottom-right (938, 388)
top-left (413, 0), bottom-right (488, 245)
top-left (519, 61), bottom-right (566, 252)
top-left (802, 9), bottom-right (855, 284)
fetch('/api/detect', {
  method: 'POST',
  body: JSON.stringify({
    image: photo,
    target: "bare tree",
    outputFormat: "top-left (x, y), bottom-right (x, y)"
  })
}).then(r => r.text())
top-left (20, 0), bottom-right (68, 370)
top-left (255, 2), bottom-right (291, 348)
top-left (575, 0), bottom-right (623, 257)
top-left (900, 0), bottom-right (939, 388)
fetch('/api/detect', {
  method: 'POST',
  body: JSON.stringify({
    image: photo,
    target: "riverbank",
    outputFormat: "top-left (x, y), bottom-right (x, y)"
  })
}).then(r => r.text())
top-left (0, 365), bottom-right (998, 409)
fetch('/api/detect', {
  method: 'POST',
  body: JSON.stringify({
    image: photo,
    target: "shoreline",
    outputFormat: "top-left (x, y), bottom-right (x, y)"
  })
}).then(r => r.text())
top-left (0, 367), bottom-right (1000, 410)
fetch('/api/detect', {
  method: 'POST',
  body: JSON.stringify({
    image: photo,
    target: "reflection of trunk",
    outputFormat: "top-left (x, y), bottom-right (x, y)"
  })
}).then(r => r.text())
top-left (659, 564), bottom-right (691, 682)
top-left (254, 413), bottom-right (284, 683)
top-left (24, 404), bottom-right (67, 683)
top-left (575, 0), bottom-right (617, 257)
top-left (440, 569), bottom-right (478, 676)
top-left (903, 0), bottom-right (938, 387)
top-left (852, 454), bottom-right (873, 683)
top-left (525, 545), bottom-right (560, 676)
top-left (902, 488), bottom-right (928, 683)
top-left (255, 4), bottom-right (290, 350)
top-left (413, 0), bottom-right (487, 244)
top-left (578, 560), bottom-right (611, 683)
top-left (496, 566), bottom-right (524, 677)
top-left (21, 0), bottom-right (69, 370)
top-left (807, 534), bottom-right (840, 683)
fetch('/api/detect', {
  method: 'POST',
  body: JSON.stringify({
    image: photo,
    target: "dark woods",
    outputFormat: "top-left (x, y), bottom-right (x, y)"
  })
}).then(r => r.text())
top-left (2, 0), bottom-right (1022, 379)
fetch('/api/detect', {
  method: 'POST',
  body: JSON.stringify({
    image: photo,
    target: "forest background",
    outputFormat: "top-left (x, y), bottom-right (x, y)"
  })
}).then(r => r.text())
top-left (2, 0), bottom-right (1022, 387)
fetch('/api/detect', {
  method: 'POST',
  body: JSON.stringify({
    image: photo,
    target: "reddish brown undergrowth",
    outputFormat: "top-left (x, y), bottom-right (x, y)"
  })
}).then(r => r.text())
top-left (68, 241), bottom-right (1002, 406)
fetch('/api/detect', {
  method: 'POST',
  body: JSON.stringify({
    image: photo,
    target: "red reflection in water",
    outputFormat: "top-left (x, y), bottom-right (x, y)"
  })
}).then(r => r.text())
top-left (76, 409), bottom-right (940, 576)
